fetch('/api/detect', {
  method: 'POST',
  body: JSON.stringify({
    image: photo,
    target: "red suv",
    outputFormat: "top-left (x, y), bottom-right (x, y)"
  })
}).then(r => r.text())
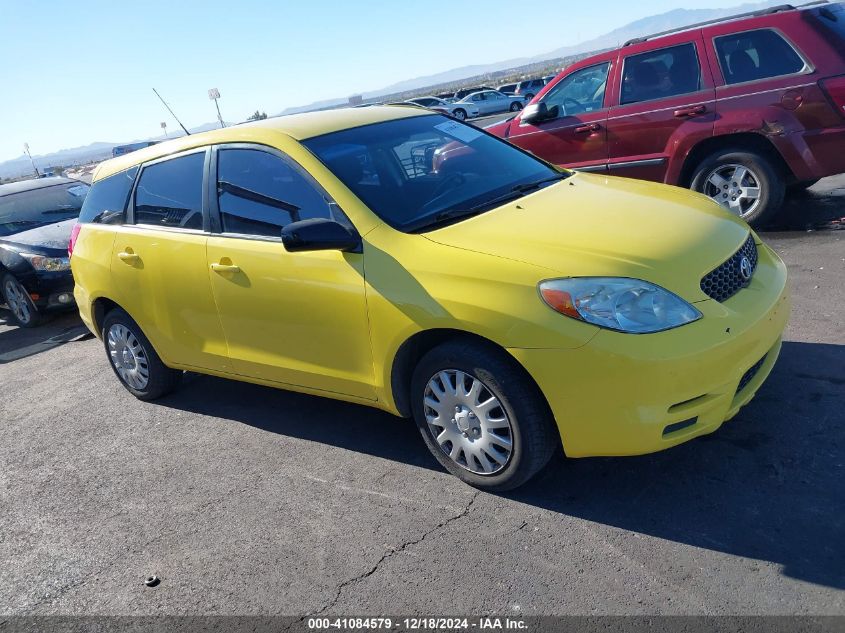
top-left (487, 2), bottom-right (845, 226)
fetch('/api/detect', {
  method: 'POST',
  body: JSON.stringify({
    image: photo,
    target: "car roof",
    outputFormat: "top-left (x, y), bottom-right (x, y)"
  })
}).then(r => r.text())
top-left (0, 176), bottom-right (79, 198)
top-left (94, 106), bottom-right (433, 181)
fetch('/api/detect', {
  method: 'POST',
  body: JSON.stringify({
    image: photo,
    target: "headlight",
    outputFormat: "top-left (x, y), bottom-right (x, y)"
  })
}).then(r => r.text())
top-left (20, 253), bottom-right (71, 272)
top-left (538, 277), bottom-right (701, 334)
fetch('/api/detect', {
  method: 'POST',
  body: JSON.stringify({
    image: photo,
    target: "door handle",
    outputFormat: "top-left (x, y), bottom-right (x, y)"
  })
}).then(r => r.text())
top-left (574, 123), bottom-right (601, 134)
top-left (117, 251), bottom-right (139, 263)
top-left (674, 105), bottom-right (707, 118)
top-left (210, 263), bottom-right (241, 274)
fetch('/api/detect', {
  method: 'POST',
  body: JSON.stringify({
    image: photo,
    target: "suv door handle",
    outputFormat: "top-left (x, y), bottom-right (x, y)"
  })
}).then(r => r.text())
top-left (674, 105), bottom-right (707, 118)
top-left (210, 263), bottom-right (241, 274)
top-left (574, 123), bottom-right (601, 134)
top-left (117, 251), bottom-right (139, 263)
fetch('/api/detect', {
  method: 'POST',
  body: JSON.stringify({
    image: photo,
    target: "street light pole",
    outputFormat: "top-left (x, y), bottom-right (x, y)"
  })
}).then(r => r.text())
top-left (23, 143), bottom-right (40, 177)
top-left (208, 88), bottom-right (225, 128)
top-left (160, 121), bottom-right (168, 138)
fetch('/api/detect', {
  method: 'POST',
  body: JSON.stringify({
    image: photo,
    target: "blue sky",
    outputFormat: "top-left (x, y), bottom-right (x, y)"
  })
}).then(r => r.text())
top-left (1, 0), bottom-right (756, 162)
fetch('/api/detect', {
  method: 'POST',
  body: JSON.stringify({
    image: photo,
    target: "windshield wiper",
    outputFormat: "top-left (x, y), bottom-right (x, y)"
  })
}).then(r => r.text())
top-left (406, 172), bottom-right (567, 233)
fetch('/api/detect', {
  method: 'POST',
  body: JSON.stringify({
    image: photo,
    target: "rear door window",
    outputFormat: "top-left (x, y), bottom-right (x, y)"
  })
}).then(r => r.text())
top-left (79, 167), bottom-right (137, 225)
top-left (216, 148), bottom-right (336, 238)
top-left (714, 29), bottom-right (806, 85)
top-left (134, 152), bottom-right (206, 230)
top-left (621, 43), bottom-right (702, 105)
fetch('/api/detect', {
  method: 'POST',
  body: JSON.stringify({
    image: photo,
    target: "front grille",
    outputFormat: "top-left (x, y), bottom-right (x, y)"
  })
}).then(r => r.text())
top-left (700, 234), bottom-right (758, 302)
top-left (736, 354), bottom-right (767, 395)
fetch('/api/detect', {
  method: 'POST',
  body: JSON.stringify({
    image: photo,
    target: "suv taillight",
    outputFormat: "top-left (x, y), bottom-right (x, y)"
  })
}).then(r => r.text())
top-left (820, 75), bottom-right (845, 118)
top-left (68, 222), bottom-right (82, 257)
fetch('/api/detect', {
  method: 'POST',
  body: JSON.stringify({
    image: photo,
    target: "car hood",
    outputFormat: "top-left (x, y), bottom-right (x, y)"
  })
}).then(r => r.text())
top-left (0, 218), bottom-right (76, 255)
top-left (422, 173), bottom-right (751, 302)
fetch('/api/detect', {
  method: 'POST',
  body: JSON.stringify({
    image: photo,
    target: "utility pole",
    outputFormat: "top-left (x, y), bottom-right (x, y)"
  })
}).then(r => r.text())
top-left (208, 88), bottom-right (225, 128)
top-left (23, 143), bottom-right (40, 177)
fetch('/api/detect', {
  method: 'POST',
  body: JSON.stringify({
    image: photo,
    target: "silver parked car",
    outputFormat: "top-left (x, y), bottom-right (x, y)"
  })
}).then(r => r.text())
top-left (406, 96), bottom-right (480, 120)
top-left (456, 90), bottom-right (525, 116)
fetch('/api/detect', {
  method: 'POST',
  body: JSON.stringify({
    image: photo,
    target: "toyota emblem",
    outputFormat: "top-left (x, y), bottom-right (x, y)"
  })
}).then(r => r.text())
top-left (739, 256), bottom-right (753, 282)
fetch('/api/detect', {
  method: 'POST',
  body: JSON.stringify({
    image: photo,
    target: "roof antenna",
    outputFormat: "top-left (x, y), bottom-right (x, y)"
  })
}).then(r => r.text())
top-left (152, 88), bottom-right (190, 136)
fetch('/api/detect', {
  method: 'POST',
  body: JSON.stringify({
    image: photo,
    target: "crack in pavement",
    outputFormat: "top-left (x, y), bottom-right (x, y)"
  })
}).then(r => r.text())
top-left (303, 491), bottom-right (481, 620)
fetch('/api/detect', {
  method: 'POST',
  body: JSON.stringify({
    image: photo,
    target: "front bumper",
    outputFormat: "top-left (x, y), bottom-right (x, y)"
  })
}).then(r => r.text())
top-left (18, 270), bottom-right (76, 311)
top-left (509, 240), bottom-right (790, 457)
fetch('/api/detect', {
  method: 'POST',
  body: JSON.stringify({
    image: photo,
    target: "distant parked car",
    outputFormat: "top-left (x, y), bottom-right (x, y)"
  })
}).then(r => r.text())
top-left (407, 96), bottom-right (480, 120)
top-left (457, 90), bottom-right (525, 116)
top-left (514, 78), bottom-right (547, 100)
top-left (496, 83), bottom-right (518, 95)
top-left (452, 86), bottom-right (496, 101)
top-left (487, 1), bottom-right (845, 226)
top-left (0, 177), bottom-right (90, 327)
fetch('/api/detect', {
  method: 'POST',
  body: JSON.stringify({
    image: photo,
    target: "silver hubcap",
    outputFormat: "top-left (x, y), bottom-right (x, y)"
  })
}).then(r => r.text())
top-left (454, 110), bottom-right (465, 120)
top-left (3, 278), bottom-right (32, 324)
top-left (701, 163), bottom-right (762, 218)
top-left (107, 324), bottom-right (150, 390)
top-left (424, 369), bottom-right (514, 475)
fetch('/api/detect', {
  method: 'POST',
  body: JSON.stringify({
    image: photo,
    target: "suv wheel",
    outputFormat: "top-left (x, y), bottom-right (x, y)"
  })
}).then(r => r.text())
top-left (102, 308), bottom-right (183, 401)
top-left (690, 148), bottom-right (784, 227)
top-left (411, 340), bottom-right (558, 491)
top-left (2, 273), bottom-right (41, 328)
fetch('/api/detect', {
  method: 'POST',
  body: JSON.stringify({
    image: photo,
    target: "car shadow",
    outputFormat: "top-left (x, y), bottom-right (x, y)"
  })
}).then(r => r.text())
top-left (0, 308), bottom-right (91, 364)
top-left (156, 340), bottom-right (844, 589)
top-left (763, 176), bottom-right (845, 231)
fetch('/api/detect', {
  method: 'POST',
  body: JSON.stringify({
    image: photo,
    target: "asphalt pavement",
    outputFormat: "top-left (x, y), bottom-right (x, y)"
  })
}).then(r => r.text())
top-left (0, 180), bottom-right (843, 617)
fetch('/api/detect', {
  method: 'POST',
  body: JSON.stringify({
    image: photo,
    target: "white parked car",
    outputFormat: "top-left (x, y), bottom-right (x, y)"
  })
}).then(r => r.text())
top-left (406, 96), bottom-right (480, 121)
top-left (456, 90), bottom-right (526, 116)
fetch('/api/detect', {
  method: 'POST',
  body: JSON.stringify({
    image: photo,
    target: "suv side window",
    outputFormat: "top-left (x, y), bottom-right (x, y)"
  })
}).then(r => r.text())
top-left (78, 167), bottom-right (137, 225)
top-left (216, 148), bottom-right (334, 238)
top-left (714, 29), bottom-right (806, 85)
top-left (541, 62), bottom-right (610, 118)
top-left (134, 152), bottom-right (205, 230)
top-left (621, 43), bottom-right (701, 105)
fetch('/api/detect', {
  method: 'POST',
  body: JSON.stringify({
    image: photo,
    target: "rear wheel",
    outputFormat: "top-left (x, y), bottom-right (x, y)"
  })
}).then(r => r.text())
top-left (2, 273), bottom-right (41, 328)
top-left (452, 108), bottom-right (467, 121)
top-left (411, 340), bottom-right (558, 491)
top-left (690, 148), bottom-right (784, 227)
top-left (102, 308), bottom-right (182, 401)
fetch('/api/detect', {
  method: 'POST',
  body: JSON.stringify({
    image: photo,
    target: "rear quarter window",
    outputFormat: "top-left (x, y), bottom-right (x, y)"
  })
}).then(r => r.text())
top-left (715, 29), bottom-right (806, 85)
top-left (79, 167), bottom-right (138, 225)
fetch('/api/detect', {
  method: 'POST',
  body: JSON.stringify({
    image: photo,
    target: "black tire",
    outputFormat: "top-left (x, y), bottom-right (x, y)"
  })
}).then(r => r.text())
top-left (689, 148), bottom-right (784, 228)
top-left (524, 93), bottom-right (535, 100)
top-left (509, 102), bottom-right (522, 112)
top-left (101, 307), bottom-right (182, 401)
top-left (410, 340), bottom-right (559, 491)
top-left (452, 108), bottom-right (467, 121)
top-left (1, 272), bottom-right (42, 328)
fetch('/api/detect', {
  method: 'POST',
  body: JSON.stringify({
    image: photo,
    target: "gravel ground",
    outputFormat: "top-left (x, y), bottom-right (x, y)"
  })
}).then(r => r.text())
top-left (0, 180), bottom-right (843, 617)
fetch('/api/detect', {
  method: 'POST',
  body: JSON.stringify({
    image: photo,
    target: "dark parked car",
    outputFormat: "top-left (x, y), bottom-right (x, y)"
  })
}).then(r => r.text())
top-left (0, 177), bottom-right (89, 327)
top-left (452, 85), bottom-right (496, 100)
top-left (488, 2), bottom-right (845, 226)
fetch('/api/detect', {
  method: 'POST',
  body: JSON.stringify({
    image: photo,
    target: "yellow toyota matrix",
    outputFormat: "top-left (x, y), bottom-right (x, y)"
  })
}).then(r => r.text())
top-left (71, 107), bottom-right (789, 490)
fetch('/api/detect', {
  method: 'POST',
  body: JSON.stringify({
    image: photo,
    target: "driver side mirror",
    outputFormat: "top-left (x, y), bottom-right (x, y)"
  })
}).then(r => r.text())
top-left (281, 218), bottom-right (362, 253)
top-left (521, 102), bottom-right (553, 125)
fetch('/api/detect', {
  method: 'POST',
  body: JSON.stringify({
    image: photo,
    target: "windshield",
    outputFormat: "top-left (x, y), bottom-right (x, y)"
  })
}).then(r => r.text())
top-left (0, 181), bottom-right (89, 237)
top-left (303, 115), bottom-right (563, 232)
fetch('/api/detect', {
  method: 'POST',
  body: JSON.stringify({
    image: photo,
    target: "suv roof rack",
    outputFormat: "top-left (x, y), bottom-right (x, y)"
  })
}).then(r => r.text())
top-left (622, 1), bottom-right (829, 46)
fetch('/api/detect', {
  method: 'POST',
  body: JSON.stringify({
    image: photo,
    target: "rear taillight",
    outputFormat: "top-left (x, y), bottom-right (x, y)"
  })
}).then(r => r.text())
top-left (68, 222), bottom-right (82, 257)
top-left (820, 75), bottom-right (845, 118)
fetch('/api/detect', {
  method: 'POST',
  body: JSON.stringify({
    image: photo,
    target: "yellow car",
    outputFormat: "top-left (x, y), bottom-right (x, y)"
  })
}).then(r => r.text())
top-left (71, 107), bottom-right (789, 490)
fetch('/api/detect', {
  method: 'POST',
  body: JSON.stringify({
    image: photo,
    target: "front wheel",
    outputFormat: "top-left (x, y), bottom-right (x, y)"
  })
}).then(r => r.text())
top-left (102, 308), bottom-right (183, 401)
top-left (690, 148), bottom-right (784, 227)
top-left (452, 108), bottom-right (467, 121)
top-left (509, 102), bottom-right (522, 112)
top-left (2, 273), bottom-right (41, 328)
top-left (411, 340), bottom-right (558, 491)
